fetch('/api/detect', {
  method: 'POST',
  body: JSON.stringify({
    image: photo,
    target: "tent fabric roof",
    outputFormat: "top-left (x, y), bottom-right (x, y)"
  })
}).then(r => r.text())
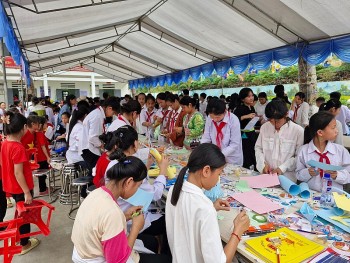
top-left (4, 0), bottom-right (350, 82)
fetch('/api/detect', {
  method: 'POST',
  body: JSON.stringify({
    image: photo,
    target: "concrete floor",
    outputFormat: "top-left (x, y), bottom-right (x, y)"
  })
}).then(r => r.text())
top-left (3, 181), bottom-right (75, 263)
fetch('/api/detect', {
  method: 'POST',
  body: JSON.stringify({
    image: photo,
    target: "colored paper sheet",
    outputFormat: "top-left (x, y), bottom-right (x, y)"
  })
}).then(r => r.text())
top-left (307, 160), bottom-right (343, 171)
top-left (231, 190), bottom-right (282, 214)
top-left (126, 189), bottom-right (154, 212)
top-left (333, 192), bottom-right (350, 212)
top-left (279, 175), bottom-right (300, 196)
top-left (299, 182), bottom-right (311, 199)
top-left (315, 209), bottom-right (350, 233)
top-left (240, 174), bottom-right (280, 188)
top-left (243, 116), bottom-right (259, 131)
top-left (235, 180), bottom-right (252, 192)
top-left (300, 203), bottom-right (316, 222)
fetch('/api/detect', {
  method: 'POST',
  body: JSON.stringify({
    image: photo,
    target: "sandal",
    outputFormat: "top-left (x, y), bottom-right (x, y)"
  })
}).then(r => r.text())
top-left (20, 238), bottom-right (40, 255)
top-left (7, 198), bottom-right (13, 208)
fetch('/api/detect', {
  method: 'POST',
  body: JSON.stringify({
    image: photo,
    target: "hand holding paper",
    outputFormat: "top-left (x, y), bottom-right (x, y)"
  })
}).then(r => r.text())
top-left (307, 160), bottom-right (343, 171)
top-left (126, 189), bottom-right (154, 212)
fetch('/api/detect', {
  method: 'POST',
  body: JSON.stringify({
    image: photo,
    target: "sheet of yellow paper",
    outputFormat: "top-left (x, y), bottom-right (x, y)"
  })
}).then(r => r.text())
top-left (333, 192), bottom-right (350, 212)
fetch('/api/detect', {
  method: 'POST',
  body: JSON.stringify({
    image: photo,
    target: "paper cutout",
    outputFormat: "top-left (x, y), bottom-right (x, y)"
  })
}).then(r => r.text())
top-left (307, 160), bottom-right (343, 171)
top-left (315, 209), bottom-right (350, 233)
top-left (329, 215), bottom-right (350, 226)
top-left (243, 116), bottom-right (259, 131)
top-left (235, 180), bottom-right (252, 192)
top-left (299, 182), bottom-right (311, 199)
top-left (279, 175), bottom-right (300, 196)
top-left (333, 207), bottom-right (346, 216)
top-left (231, 190), bottom-right (282, 214)
top-left (126, 189), bottom-right (154, 212)
top-left (333, 192), bottom-right (350, 212)
top-left (300, 203), bottom-right (316, 222)
top-left (240, 174), bottom-right (280, 188)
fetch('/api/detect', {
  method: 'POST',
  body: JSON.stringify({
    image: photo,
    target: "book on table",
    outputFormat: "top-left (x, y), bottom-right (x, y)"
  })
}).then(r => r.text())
top-left (245, 227), bottom-right (324, 263)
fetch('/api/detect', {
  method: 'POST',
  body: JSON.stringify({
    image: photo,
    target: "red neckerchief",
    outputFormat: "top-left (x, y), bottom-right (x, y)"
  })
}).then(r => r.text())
top-left (314, 150), bottom-right (330, 177)
top-left (169, 110), bottom-right (179, 133)
top-left (213, 112), bottom-right (229, 149)
top-left (146, 111), bottom-right (154, 122)
top-left (293, 104), bottom-right (301, 121)
top-left (118, 114), bottom-right (127, 124)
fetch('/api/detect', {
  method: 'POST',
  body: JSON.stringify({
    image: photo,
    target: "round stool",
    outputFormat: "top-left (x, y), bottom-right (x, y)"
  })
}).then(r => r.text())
top-left (32, 169), bottom-right (51, 197)
top-left (86, 185), bottom-right (97, 195)
top-left (59, 164), bottom-right (79, 205)
top-left (68, 176), bottom-right (93, 220)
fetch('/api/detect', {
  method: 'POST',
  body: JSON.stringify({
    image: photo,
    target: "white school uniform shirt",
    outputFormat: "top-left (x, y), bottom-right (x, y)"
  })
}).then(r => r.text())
top-left (254, 101), bottom-right (268, 117)
top-left (140, 108), bottom-right (157, 138)
top-left (296, 140), bottom-right (350, 192)
top-left (201, 111), bottom-right (243, 166)
top-left (292, 101), bottom-right (309, 127)
top-left (336, 105), bottom-right (350, 135)
top-left (105, 157), bottom-right (166, 231)
top-left (66, 121), bottom-right (85, 164)
top-left (135, 104), bottom-right (146, 134)
top-left (309, 104), bottom-right (319, 118)
top-left (166, 181), bottom-right (226, 263)
top-left (199, 100), bottom-right (207, 120)
top-left (156, 106), bottom-right (171, 128)
top-left (107, 115), bottom-right (130, 132)
top-left (335, 120), bottom-right (343, 146)
top-left (79, 106), bottom-right (105, 156)
top-left (255, 121), bottom-right (304, 182)
top-left (45, 106), bottom-right (55, 125)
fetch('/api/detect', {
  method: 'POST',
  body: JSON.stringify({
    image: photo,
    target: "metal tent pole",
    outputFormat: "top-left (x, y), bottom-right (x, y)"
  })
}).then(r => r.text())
top-left (0, 39), bottom-right (9, 107)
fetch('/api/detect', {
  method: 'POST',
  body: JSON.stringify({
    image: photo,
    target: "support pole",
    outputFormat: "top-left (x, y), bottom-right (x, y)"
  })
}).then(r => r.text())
top-left (91, 73), bottom-right (96, 97)
top-left (0, 40), bottom-right (8, 107)
top-left (298, 56), bottom-right (317, 104)
top-left (43, 74), bottom-right (49, 96)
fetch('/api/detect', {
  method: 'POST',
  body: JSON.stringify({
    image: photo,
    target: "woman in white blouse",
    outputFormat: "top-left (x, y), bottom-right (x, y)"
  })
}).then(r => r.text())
top-left (66, 105), bottom-right (90, 165)
top-left (166, 143), bottom-right (250, 263)
top-left (255, 99), bottom-right (304, 182)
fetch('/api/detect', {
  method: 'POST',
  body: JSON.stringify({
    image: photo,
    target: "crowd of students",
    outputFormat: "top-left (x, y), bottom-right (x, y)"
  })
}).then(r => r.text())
top-left (0, 85), bottom-right (350, 262)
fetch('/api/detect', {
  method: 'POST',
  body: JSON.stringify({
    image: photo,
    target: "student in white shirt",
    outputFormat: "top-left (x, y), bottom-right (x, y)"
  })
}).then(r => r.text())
top-left (291, 92), bottom-right (309, 127)
top-left (166, 143), bottom-right (250, 263)
top-left (136, 93), bottom-right (147, 134)
top-left (66, 105), bottom-right (90, 165)
top-left (254, 92), bottom-right (268, 124)
top-left (201, 98), bottom-right (243, 165)
top-left (318, 99), bottom-right (343, 145)
top-left (140, 95), bottom-right (158, 138)
top-left (309, 97), bottom-right (326, 118)
top-left (296, 111), bottom-right (350, 192)
top-left (79, 97), bottom-right (119, 172)
top-left (255, 100), bottom-right (304, 182)
top-left (104, 126), bottom-right (170, 253)
top-left (330, 91), bottom-right (350, 135)
top-left (154, 93), bottom-right (171, 142)
top-left (199, 92), bottom-right (208, 120)
top-left (108, 100), bottom-right (141, 132)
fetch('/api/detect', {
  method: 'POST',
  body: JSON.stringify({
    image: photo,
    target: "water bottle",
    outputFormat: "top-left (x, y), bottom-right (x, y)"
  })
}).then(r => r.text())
top-left (320, 173), bottom-right (334, 206)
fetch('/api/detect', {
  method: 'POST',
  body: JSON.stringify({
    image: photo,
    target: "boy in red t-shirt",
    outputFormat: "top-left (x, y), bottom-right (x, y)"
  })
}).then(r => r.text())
top-left (1, 111), bottom-right (40, 254)
top-left (35, 117), bottom-right (50, 194)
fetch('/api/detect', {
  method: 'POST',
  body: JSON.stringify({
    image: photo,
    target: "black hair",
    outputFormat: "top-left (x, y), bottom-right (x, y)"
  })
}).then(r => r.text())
top-left (182, 89), bottom-right (189, 96)
top-left (316, 97), bottom-right (326, 103)
top-left (220, 95), bottom-right (226, 99)
top-left (239, 87), bottom-right (253, 102)
top-left (39, 116), bottom-right (47, 126)
top-left (274, 84), bottom-right (284, 94)
top-left (193, 93), bottom-right (199, 99)
top-left (124, 95), bottom-right (131, 99)
top-left (103, 96), bottom-right (120, 113)
top-left (253, 94), bottom-right (258, 101)
top-left (67, 105), bottom-right (90, 146)
top-left (32, 96), bottom-right (40, 105)
top-left (304, 111), bottom-right (335, 144)
top-left (156, 92), bottom-right (166, 101)
top-left (27, 115), bottom-right (41, 127)
top-left (77, 100), bottom-right (90, 109)
top-left (171, 143), bottom-right (226, 206)
top-left (258, 92), bottom-right (267, 99)
top-left (228, 93), bottom-right (239, 112)
top-left (146, 95), bottom-right (156, 103)
top-left (295, 92), bottom-right (306, 100)
top-left (65, 94), bottom-right (76, 108)
top-left (3, 111), bottom-right (27, 135)
top-left (109, 126), bottom-right (138, 161)
top-left (120, 100), bottom-right (141, 114)
top-left (138, 92), bottom-right (146, 98)
top-left (319, 99), bottom-right (341, 112)
top-left (200, 93), bottom-right (207, 99)
top-left (206, 98), bottom-right (226, 115)
top-left (13, 100), bottom-right (21, 106)
top-left (265, 99), bottom-right (288, 120)
top-left (102, 92), bottom-right (109, 99)
top-left (179, 96), bottom-right (196, 107)
top-left (166, 93), bottom-right (179, 103)
top-left (329, 92), bottom-right (341, 101)
top-left (106, 155), bottom-right (147, 184)
top-left (61, 112), bottom-right (71, 119)
top-left (99, 131), bottom-right (120, 152)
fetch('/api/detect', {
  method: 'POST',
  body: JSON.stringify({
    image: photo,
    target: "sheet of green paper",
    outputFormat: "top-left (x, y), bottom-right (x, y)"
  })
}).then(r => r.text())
top-left (235, 180), bottom-right (252, 192)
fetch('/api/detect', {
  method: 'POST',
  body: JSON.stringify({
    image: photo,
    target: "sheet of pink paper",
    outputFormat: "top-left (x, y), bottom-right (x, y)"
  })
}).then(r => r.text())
top-left (240, 174), bottom-right (280, 188)
top-left (231, 190), bottom-right (282, 214)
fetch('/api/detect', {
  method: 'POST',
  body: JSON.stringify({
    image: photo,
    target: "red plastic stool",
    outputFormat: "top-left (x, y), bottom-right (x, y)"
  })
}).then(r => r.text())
top-left (14, 199), bottom-right (55, 238)
top-left (0, 218), bottom-right (23, 263)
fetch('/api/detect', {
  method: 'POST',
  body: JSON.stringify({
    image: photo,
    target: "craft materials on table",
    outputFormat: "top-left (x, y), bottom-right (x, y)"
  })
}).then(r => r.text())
top-left (235, 180), bottom-right (252, 192)
top-left (299, 182), bottom-right (311, 199)
top-left (333, 192), bottom-right (350, 212)
top-left (300, 203), bottom-right (317, 222)
top-left (315, 208), bottom-right (350, 233)
top-left (126, 188), bottom-right (154, 212)
top-left (307, 160), bottom-right (343, 171)
top-left (240, 174), bottom-right (280, 188)
top-left (231, 190), bottom-right (282, 214)
top-left (279, 175), bottom-right (300, 196)
top-left (245, 227), bottom-right (324, 263)
top-left (308, 247), bottom-right (350, 262)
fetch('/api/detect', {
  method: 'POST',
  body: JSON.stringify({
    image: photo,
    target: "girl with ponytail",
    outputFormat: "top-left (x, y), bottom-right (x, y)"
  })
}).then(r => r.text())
top-left (166, 143), bottom-right (250, 263)
top-left (296, 111), bottom-right (350, 192)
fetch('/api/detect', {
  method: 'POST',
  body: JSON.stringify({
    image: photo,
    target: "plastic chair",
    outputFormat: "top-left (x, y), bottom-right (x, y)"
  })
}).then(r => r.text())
top-left (0, 218), bottom-right (23, 263)
top-left (14, 199), bottom-right (55, 238)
